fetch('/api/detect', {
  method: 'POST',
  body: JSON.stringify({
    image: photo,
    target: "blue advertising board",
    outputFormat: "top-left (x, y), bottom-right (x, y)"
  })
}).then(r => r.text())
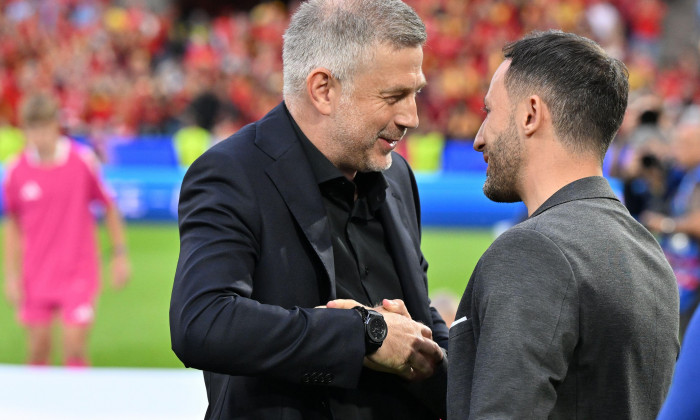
top-left (98, 167), bottom-right (528, 227)
top-left (102, 165), bottom-right (186, 221)
top-left (0, 136), bottom-right (622, 227)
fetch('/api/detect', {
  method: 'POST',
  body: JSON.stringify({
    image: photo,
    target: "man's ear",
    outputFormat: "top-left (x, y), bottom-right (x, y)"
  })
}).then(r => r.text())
top-left (522, 94), bottom-right (545, 136)
top-left (306, 68), bottom-right (337, 116)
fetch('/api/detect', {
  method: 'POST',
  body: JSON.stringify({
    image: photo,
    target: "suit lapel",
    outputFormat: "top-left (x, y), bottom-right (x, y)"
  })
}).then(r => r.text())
top-left (258, 104), bottom-right (336, 299)
top-left (378, 186), bottom-right (432, 325)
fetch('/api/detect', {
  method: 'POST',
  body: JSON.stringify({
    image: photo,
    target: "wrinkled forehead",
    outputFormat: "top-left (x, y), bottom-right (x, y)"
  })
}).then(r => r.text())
top-left (361, 44), bottom-right (426, 89)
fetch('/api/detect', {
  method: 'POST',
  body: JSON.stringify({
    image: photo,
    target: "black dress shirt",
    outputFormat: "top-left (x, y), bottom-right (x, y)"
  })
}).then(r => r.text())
top-left (288, 112), bottom-right (404, 307)
top-left (287, 108), bottom-right (422, 420)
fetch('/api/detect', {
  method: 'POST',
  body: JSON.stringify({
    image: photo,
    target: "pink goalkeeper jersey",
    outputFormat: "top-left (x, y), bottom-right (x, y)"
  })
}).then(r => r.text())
top-left (3, 138), bottom-right (112, 302)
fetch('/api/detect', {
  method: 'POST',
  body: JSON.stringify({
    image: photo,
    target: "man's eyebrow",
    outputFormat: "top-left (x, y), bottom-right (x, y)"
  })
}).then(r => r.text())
top-left (381, 81), bottom-right (428, 95)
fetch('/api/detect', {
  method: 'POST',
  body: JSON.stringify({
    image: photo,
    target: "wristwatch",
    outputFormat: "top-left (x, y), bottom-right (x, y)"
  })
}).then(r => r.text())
top-left (353, 306), bottom-right (388, 355)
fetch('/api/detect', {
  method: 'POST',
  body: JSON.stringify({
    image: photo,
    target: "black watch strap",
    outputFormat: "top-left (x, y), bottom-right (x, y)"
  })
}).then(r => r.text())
top-left (353, 306), bottom-right (387, 355)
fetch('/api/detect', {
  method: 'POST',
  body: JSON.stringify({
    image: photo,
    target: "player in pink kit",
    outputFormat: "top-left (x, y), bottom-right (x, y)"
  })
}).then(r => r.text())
top-left (2, 93), bottom-right (131, 366)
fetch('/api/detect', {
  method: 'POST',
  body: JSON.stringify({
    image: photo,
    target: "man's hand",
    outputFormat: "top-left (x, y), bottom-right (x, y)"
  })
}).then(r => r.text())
top-left (641, 211), bottom-right (674, 234)
top-left (366, 310), bottom-right (443, 381)
top-left (379, 298), bottom-right (412, 318)
top-left (640, 211), bottom-right (662, 232)
top-left (111, 253), bottom-right (131, 290)
top-left (326, 298), bottom-right (444, 381)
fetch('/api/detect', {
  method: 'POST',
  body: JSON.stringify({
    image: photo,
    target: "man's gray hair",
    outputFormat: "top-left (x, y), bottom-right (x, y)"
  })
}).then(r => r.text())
top-left (282, 0), bottom-right (426, 104)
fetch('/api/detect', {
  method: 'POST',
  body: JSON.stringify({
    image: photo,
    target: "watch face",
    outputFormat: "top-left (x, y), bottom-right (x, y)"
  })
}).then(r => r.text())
top-left (368, 317), bottom-right (387, 342)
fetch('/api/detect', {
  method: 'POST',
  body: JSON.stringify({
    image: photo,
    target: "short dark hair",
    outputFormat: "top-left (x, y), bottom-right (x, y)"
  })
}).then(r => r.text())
top-left (503, 30), bottom-right (629, 161)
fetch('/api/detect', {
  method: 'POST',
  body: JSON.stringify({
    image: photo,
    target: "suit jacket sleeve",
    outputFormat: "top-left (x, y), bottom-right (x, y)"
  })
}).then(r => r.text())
top-left (466, 228), bottom-right (579, 418)
top-left (169, 147), bottom-right (366, 388)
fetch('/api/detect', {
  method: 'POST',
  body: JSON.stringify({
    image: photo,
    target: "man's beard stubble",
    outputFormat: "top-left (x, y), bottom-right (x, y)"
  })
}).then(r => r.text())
top-left (482, 119), bottom-right (522, 203)
top-left (330, 96), bottom-right (400, 174)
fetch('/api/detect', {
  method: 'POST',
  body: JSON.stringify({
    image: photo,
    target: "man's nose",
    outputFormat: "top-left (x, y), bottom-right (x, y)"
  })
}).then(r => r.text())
top-left (473, 123), bottom-right (485, 152)
top-left (395, 96), bottom-right (419, 130)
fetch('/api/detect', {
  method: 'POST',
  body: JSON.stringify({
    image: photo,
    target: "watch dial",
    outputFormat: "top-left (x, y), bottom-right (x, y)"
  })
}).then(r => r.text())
top-left (368, 317), bottom-right (387, 341)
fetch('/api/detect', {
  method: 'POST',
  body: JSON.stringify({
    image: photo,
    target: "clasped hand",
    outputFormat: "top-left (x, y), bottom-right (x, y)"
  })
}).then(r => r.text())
top-left (326, 298), bottom-right (443, 381)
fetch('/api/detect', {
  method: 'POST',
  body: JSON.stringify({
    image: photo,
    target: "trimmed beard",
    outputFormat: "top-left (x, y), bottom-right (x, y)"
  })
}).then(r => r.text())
top-left (483, 116), bottom-right (522, 203)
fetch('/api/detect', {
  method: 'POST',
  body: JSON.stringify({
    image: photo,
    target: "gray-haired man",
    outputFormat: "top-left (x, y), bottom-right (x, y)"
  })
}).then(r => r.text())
top-left (170, 0), bottom-right (448, 418)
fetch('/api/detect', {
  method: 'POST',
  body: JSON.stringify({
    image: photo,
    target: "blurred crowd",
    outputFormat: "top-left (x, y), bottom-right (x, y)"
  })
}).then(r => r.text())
top-left (3, 0), bottom-right (700, 195)
top-left (0, 0), bottom-right (683, 160)
top-left (7, 0), bottom-right (700, 406)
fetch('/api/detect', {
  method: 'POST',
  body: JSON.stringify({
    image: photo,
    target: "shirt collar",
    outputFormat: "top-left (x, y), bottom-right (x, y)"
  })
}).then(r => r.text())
top-left (284, 105), bottom-right (389, 211)
top-left (285, 105), bottom-right (343, 184)
top-left (529, 176), bottom-right (620, 219)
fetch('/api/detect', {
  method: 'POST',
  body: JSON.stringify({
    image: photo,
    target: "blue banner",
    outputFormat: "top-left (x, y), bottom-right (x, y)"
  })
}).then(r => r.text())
top-left (0, 165), bottom-right (619, 228)
top-left (100, 166), bottom-right (527, 227)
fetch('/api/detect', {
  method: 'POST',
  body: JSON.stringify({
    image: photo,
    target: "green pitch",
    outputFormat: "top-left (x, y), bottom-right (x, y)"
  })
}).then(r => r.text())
top-left (0, 223), bottom-right (495, 367)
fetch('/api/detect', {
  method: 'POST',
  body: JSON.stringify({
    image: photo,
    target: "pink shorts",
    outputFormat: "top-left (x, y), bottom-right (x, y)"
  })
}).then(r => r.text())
top-left (20, 294), bottom-right (96, 326)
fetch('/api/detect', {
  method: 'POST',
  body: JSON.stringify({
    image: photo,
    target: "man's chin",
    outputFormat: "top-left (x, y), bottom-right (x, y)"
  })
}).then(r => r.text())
top-left (365, 155), bottom-right (393, 172)
top-left (483, 185), bottom-right (521, 203)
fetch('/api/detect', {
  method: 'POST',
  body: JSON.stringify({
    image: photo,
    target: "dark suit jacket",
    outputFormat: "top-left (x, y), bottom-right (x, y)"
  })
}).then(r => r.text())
top-left (170, 102), bottom-right (448, 419)
top-left (447, 177), bottom-right (679, 419)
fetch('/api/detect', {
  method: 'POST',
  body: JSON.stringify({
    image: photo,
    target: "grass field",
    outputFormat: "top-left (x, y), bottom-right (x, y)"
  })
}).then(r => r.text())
top-left (0, 223), bottom-right (495, 367)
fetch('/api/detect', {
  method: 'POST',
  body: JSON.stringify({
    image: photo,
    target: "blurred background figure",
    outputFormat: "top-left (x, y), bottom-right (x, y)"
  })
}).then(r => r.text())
top-left (0, 109), bottom-right (24, 164)
top-left (2, 92), bottom-right (131, 366)
top-left (429, 290), bottom-right (459, 327)
top-left (657, 306), bottom-right (700, 419)
top-left (641, 116), bottom-right (700, 337)
top-left (608, 94), bottom-right (682, 220)
top-left (172, 109), bottom-right (210, 167)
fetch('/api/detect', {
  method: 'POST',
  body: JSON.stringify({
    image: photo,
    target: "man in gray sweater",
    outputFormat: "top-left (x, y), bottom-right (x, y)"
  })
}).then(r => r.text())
top-left (447, 31), bottom-right (679, 419)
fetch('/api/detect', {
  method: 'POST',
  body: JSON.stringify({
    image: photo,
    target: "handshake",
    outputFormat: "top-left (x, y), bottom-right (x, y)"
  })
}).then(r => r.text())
top-left (325, 298), bottom-right (444, 381)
